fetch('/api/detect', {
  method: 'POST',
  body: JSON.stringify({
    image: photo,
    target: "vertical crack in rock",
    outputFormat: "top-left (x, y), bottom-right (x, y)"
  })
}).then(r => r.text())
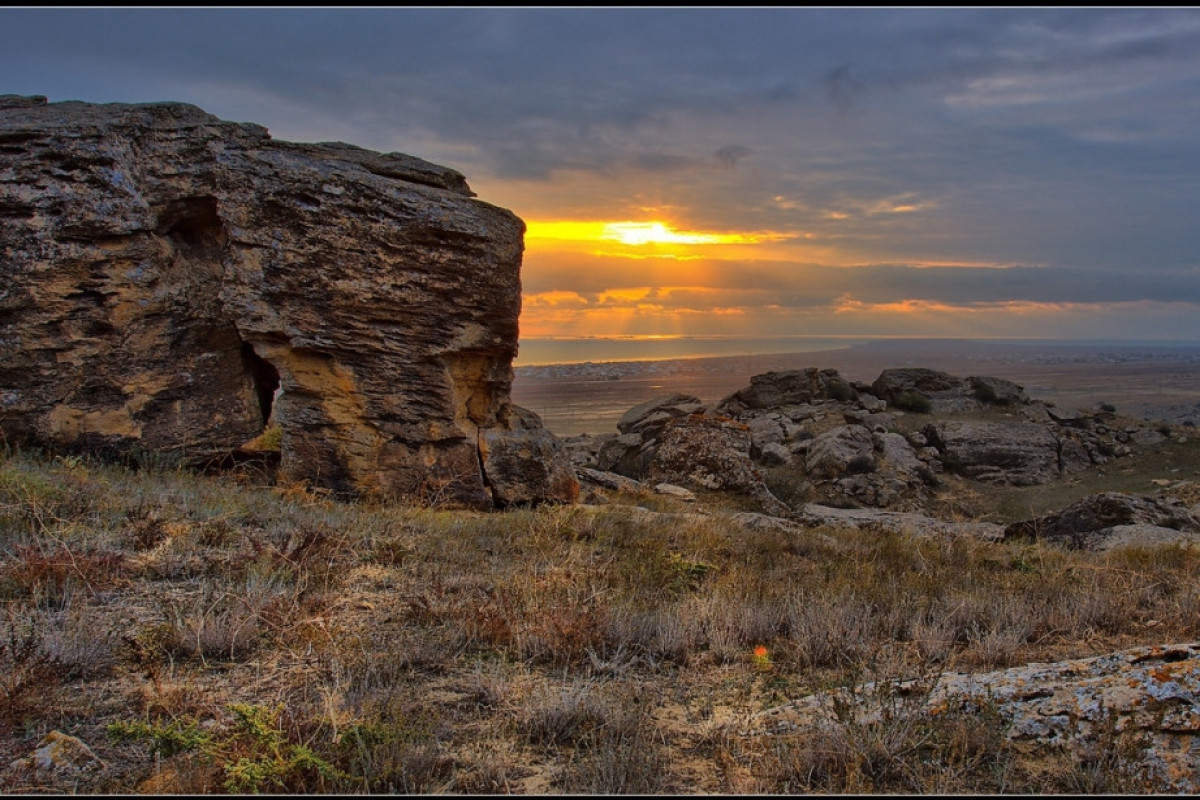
top-left (0, 96), bottom-right (576, 507)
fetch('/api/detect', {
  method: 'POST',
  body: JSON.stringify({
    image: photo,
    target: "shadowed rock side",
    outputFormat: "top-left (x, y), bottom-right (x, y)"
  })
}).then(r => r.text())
top-left (0, 96), bottom-right (577, 508)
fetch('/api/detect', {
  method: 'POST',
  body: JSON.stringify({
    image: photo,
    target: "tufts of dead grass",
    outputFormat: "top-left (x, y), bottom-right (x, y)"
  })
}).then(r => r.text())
top-left (1, 447), bottom-right (1197, 793)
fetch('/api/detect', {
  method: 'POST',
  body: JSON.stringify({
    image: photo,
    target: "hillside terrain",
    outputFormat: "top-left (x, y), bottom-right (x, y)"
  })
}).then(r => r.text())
top-left (3, 360), bottom-right (1199, 793)
top-left (4, 94), bottom-right (1199, 794)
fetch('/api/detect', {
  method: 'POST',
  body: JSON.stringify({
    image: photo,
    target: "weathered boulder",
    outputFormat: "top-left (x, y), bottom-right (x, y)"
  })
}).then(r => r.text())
top-left (805, 424), bottom-right (876, 479)
top-left (0, 97), bottom-right (575, 507)
top-left (872, 368), bottom-right (1028, 414)
top-left (967, 375), bottom-right (1028, 406)
top-left (479, 406), bottom-right (579, 507)
top-left (648, 415), bottom-right (758, 492)
top-left (745, 413), bottom-right (791, 457)
top-left (871, 367), bottom-right (966, 412)
top-left (647, 414), bottom-right (791, 515)
top-left (576, 466), bottom-right (644, 494)
top-left (715, 368), bottom-right (856, 416)
top-left (596, 431), bottom-right (655, 478)
top-left (1005, 492), bottom-right (1200, 549)
top-left (616, 393), bottom-right (704, 435)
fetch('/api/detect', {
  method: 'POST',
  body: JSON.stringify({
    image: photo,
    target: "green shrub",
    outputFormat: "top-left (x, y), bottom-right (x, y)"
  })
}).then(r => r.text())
top-left (893, 391), bottom-right (933, 414)
top-left (825, 378), bottom-right (857, 403)
top-left (971, 380), bottom-right (999, 404)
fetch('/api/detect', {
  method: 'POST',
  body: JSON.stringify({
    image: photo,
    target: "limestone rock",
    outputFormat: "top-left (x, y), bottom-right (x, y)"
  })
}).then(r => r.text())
top-left (872, 368), bottom-right (1027, 414)
top-left (616, 393), bottom-right (703, 435)
top-left (924, 420), bottom-right (1062, 485)
top-left (0, 97), bottom-right (574, 507)
top-left (750, 643), bottom-right (1200, 793)
top-left (758, 442), bottom-right (793, 466)
top-left (654, 482), bottom-right (696, 501)
top-left (8, 730), bottom-right (105, 778)
top-left (648, 415), bottom-right (758, 492)
top-left (871, 367), bottom-right (966, 413)
top-left (967, 375), bottom-right (1028, 406)
top-left (745, 413), bottom-right (790, 457)
top-left (479, 406), bottom-right (579, 507)
top-left (576, 466), bottom-right (644, 494)
top-left (798, 503), bottom-right (1005, 540)
top-left (1005, 492), bottom-right (1200, 549)
top-left (805, 425), bottom-right (876, 480)
top-left (715, 367), bottom-right (855, 416)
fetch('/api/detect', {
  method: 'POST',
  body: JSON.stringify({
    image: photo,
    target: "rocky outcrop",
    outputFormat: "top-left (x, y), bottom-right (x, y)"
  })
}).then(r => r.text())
top-left (0, 97), bottom-right (576, 507)
top-left (1005, 492), bottom-right (1200, 550)
top-left (647, 415), bottom-right (789, 514)
top-left (871, 368), bottom-right (1028, 414)
top-left (579, 362), bottom-right (1179, 516)
top-left (750, 643), bottom-right (1200, 793)
top-left (714, 368), bottom-right (859, 416)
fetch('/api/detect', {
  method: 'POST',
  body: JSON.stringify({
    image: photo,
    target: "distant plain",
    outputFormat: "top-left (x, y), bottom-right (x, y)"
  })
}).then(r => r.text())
top-left (512, 339), bottom-right (1200, 436)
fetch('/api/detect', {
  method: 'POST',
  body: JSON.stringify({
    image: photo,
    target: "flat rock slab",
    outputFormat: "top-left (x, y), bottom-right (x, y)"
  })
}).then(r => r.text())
top-left (799, 503), bottom-right (1005, 540)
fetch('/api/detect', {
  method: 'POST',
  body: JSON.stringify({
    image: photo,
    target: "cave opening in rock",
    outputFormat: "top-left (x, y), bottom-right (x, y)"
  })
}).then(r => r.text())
top-left (240, 342), bottom-right (281, 427)
top-left (156, 196), bottom-right (228, 259)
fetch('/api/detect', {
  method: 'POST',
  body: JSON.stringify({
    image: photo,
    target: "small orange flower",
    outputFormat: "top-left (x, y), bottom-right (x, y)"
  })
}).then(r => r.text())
top-left (753, 645), bottom-right (768, 658)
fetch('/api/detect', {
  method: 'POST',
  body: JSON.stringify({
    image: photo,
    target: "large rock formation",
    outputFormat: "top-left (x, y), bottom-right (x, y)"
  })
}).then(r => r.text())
top-left (0, 95), bottom-right (577, 508)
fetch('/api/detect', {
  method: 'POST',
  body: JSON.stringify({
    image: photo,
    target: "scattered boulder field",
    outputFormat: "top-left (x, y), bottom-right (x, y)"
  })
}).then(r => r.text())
top-left (567, 365), bottom-right (1200, 551)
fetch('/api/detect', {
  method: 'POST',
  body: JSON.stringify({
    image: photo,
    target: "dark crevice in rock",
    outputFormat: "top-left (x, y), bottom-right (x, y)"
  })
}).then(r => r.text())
top-left (240, 342), bottom-right (281, 428)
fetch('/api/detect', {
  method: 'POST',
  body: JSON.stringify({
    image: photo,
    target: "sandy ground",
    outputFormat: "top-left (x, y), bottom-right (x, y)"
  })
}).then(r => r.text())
top-left (511, 339), bottom-right (1200, 436)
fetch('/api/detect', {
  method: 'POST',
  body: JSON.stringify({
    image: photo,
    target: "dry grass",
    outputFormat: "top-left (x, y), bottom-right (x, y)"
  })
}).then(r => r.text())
top-left (1, 446), bottom-right (1198, 792)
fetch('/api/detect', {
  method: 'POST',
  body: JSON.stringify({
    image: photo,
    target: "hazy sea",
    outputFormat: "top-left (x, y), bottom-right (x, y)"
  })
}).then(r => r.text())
top-left (513, 335), bottom-right (1200, 368)
top-left (513, 335), bottom-right (874, 367)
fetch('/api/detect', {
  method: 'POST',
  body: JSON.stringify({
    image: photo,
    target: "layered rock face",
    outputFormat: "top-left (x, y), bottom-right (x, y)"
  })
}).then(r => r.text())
top-left (0, 95), bottom-right (576, 507)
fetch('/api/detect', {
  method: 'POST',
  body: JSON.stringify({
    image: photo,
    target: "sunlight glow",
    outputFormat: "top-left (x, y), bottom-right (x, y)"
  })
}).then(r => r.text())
top-left (525, 219), bottom-right (783, 247)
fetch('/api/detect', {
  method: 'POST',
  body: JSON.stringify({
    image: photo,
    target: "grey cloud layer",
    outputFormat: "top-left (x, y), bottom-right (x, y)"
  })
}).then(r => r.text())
top-left (3, 8), bottom-right (1199, 298)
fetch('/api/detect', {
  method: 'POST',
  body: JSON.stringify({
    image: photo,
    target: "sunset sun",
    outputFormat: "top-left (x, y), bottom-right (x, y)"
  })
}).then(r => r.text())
top-left (525, 219), bottom-right (776, 248)
top-left (601, 221), bottom-right (721, 245)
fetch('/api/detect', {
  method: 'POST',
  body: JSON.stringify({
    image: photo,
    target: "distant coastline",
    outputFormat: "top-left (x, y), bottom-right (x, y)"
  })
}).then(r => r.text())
top-left (512, 337), bottom-right (1200, 436)
top-left (514, 335), bottom-right (1200, 370)
top-left (513, 335), bottom-right (870, 367)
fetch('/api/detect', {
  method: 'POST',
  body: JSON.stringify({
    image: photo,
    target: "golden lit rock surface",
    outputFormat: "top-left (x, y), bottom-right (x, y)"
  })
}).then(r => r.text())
top-left (0, 96), bottom-right (576, 507)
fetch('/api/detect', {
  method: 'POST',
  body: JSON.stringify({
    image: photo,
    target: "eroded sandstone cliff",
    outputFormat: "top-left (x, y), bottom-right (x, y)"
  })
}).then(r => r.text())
top-left (0, 95), bottom-right (577, 507)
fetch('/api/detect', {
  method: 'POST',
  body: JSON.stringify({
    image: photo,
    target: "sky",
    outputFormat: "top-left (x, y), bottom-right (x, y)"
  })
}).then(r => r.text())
top-left (4, 7), bottom-right (1200, 350)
